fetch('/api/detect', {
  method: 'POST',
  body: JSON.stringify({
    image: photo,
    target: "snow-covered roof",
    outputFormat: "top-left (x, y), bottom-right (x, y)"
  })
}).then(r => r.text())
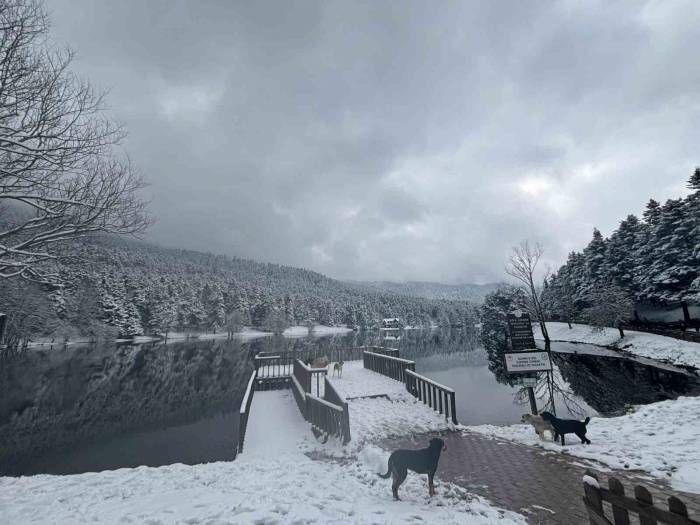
top-left (382, 317), bottom-right (400, 322)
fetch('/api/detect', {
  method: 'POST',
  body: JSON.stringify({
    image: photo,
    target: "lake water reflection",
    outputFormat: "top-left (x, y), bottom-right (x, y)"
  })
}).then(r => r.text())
top-left (1, 328), bottom-right (696, 476)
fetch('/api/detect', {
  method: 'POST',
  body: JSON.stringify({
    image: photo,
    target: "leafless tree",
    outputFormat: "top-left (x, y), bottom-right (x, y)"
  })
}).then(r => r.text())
top-left (505, 240), bottom-right (550, 344)
top-left (584, 284), bottom-right (635, 338)
top-left (0, 0), bottom-right (150, 284)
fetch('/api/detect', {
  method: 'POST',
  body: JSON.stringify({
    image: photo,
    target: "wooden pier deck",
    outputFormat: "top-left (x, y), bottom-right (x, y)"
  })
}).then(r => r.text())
top-left (238, 348), bottom-right (458, 455)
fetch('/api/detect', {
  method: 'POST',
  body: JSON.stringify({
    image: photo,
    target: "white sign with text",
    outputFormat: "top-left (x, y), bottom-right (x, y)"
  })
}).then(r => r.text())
top-left (504, 351), bottom-right (552, 373)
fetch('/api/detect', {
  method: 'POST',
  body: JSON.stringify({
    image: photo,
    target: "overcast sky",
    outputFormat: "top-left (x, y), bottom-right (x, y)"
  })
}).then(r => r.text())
top-left (50, 1), bottom-right (699, 284)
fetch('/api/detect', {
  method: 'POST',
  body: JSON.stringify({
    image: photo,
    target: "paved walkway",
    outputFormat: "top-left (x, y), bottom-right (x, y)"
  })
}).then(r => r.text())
top-left (381, 431), bottom-right (700, 525)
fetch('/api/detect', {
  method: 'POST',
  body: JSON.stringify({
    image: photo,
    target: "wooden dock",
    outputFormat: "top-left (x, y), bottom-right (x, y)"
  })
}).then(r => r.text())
top-left (238, 347), bottom-right (458, 454)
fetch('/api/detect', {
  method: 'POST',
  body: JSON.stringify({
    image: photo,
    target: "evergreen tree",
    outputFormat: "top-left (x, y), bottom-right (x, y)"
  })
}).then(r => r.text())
top-left (687, 167), bottom-right (700, 190)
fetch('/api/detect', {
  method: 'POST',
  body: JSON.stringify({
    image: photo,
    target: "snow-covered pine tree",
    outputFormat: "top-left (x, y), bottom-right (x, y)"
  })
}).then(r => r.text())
top-left (581, 229), bottom-right (607, 299)
top-left (644, 198), bottom-right (695, 302)
top-left (604, 214), bottom-right (642, 293)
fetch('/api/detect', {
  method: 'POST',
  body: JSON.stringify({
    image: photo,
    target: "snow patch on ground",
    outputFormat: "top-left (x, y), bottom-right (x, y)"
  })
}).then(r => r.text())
top-left (311, 324), bottom-right (354, 335)
top-left (282, 325), bottom-right (309, 337)
top-left (324, 362), bottom-right (455, 455)
top-left (0, 449), bottom-right (525, 524)
top-left (0, 389), bottom-right (523, 524)
top-left (535, 322), bottom-right (700, 370)
top-left (467, 396), bottom-right (700, 494)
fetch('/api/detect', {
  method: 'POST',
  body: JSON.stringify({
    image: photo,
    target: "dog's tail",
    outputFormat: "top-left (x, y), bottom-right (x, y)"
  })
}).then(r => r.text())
top-left (584, 417), bottom-right (590, 425)
top-left (377, 458), bottom-right (392, 479)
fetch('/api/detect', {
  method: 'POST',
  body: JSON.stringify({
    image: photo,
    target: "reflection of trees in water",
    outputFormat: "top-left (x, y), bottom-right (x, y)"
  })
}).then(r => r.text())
top-left (552, 353), bottom-right (699, 415)
top-left (480, 324), bottom-right (699, 417)
top-left (0, 327), bottom-right (480, 474)
top-left (244, 328), bottom-right (480, 362)
top-left (0, 339), bottom-right (253, 474)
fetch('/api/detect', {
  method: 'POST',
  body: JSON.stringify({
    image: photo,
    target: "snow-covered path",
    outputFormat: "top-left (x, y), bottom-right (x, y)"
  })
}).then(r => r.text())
top-left (535, 322), bottom-right (700, 370)
top-left (0, 385), bottom-right (525, 524)
top-left (468, 395), bottom-right (700, 494)
top-left (326, 361), bottom-right (456, 454)
top-left (244, 390), bottom-right (313, 455)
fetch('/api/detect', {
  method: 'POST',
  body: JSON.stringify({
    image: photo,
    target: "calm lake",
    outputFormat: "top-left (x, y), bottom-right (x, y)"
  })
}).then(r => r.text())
top-left (1, 329), bottom-right (697, 476)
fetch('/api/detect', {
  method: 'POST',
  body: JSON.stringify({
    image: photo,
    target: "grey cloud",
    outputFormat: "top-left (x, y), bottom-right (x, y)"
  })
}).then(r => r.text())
top-left (49, 0), bottom-right (700, 283)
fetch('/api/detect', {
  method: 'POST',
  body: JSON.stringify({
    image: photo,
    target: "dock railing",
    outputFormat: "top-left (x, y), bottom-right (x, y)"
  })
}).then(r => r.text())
top-left (291, 359), bottom-right (351, 444)
top-left (405, 369), bottom-right (458, 424)
top-left (254, 354), bottom-right (293, 389)
top-left (363, 350), bottom-right (416, 383)
top-left (238, 369), bottom-right (257, 453)
top-left (293, 358), bottom-right (327, 397)
top-left (362, 350), bottom-right (458, 424)
top-left (353, 346), bottom-right (400, 358)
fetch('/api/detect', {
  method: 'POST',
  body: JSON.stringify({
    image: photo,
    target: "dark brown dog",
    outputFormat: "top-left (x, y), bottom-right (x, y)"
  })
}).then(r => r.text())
top-left (378, 437), bottom-right (446, 500)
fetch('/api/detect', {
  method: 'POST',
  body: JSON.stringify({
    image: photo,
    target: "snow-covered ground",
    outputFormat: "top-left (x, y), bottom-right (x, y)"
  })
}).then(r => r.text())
top-left (0, 390), bottom-right (524, 524)
top-left (327, 361), bottom-right (456, 454)
top-left (282, 325), bottom-right (309, 337)
top-left (468, 395), bottom-right (700, 494)
top-left (311, 324), bottom-right (354, 335)
top-left (535, 322), bottom-right (700, 370)
top-left (25, 324), bottom-right (355, 348)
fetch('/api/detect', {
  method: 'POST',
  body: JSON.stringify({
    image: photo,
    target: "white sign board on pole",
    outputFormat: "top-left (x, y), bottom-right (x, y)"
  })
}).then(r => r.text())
top-left (504, 351), bottom-right (552, 373)
top-left (521, 377), bottom-right (538, 388)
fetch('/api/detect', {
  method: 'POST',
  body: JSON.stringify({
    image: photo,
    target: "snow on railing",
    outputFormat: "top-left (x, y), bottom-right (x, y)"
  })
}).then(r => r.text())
top-left (237, 369), bottom-right (258, 453)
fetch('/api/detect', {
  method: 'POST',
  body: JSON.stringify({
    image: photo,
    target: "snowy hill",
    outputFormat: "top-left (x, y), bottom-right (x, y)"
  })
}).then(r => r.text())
top-left (0, 236), bottom-right (479, 340)
top-left (351, 280), bottom-right (500, 303)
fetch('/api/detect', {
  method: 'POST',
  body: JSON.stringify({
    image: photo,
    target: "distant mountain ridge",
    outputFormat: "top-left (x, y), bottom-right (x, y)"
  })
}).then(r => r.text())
top-left (350, 280), bottom-right (501, 303)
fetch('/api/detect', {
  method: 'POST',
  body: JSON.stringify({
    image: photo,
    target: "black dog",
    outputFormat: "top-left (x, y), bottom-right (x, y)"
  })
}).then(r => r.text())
top-left (540, 411), bottom-right (591, 445)
top-left (378, 437), bottom-right (446, 500)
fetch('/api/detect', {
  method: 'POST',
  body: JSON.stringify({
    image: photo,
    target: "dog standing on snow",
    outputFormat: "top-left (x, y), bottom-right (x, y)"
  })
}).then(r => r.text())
top-left (540, 411), bottom-right (591, 446)
top-left (378, 437), bottom-right (446, 500)
top-left (332, 360), bottom-right (343, 377)
top-left (521, 413), bottom-right (555, 441)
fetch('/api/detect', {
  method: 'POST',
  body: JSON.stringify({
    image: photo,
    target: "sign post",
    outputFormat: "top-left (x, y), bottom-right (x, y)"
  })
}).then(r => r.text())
top-left (0, 313), bottom-right (6, 348)
top-left (505, 310), bottom-right (550, 415)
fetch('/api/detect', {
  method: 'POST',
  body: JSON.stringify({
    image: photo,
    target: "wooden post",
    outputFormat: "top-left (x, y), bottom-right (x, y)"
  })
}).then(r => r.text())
top-left (0, 313), bottom-right (6, 346)
top-left (633, 485), bottom-right (656, 525)
top-left (582, 471), bottom-right (604, 524)
top-left (668, 496), bottom-right (690, 520)
top-left (682, 301), bottom-right (691, 324)
top-left (449, 391), bottom-right (458, 424)
top-left (609, 477), bottom-right (631, 525)
top-left (341, 401), bottom-right (351, 444)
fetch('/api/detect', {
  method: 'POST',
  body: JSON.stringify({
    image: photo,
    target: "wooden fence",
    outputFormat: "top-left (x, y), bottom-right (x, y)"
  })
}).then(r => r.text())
top-left (254, 354), bottom-right (293, 390)
top-left (363, 350), bottom-right (416, 382)
top-left (622, 322), bottom-right (700, 344)
top-left (582, 471), bottom-right (699, 525)
top-left (237, 370), bottom-right (257, 453)
top-left (293, 359), bottom-right (327, 397)
top-left (405, 369), bottom-right (458, 424)
top-left (291, 359), bottom-right (351, 444)
top-left (362, 350), bottom-right (459, 424)
top-left (354, 346), bottom-right (400, 358)
top-left (257, 347), bottom-right (366, 365)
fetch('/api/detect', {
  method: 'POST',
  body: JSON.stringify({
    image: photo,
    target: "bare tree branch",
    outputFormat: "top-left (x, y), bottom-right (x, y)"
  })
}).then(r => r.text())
top-left (0, 0), bottom-right (150, 283)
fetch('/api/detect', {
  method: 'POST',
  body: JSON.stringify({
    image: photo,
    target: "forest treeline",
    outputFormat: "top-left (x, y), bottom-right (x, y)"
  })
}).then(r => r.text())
top-left (0, 236), bottom-right (478, 342)
top-left (542, 169), bottom-right (700, 323)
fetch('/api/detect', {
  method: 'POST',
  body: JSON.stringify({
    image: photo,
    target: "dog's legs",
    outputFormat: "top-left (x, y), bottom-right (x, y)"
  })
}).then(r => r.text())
top-left (392, 467), bottom-right (407, 501)
top-left (428, 471), bottom-right (435, 497)
top-left (560, 434), bottom-right (565, 446)
top-left (577, 431), bottom-right (591, 444)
